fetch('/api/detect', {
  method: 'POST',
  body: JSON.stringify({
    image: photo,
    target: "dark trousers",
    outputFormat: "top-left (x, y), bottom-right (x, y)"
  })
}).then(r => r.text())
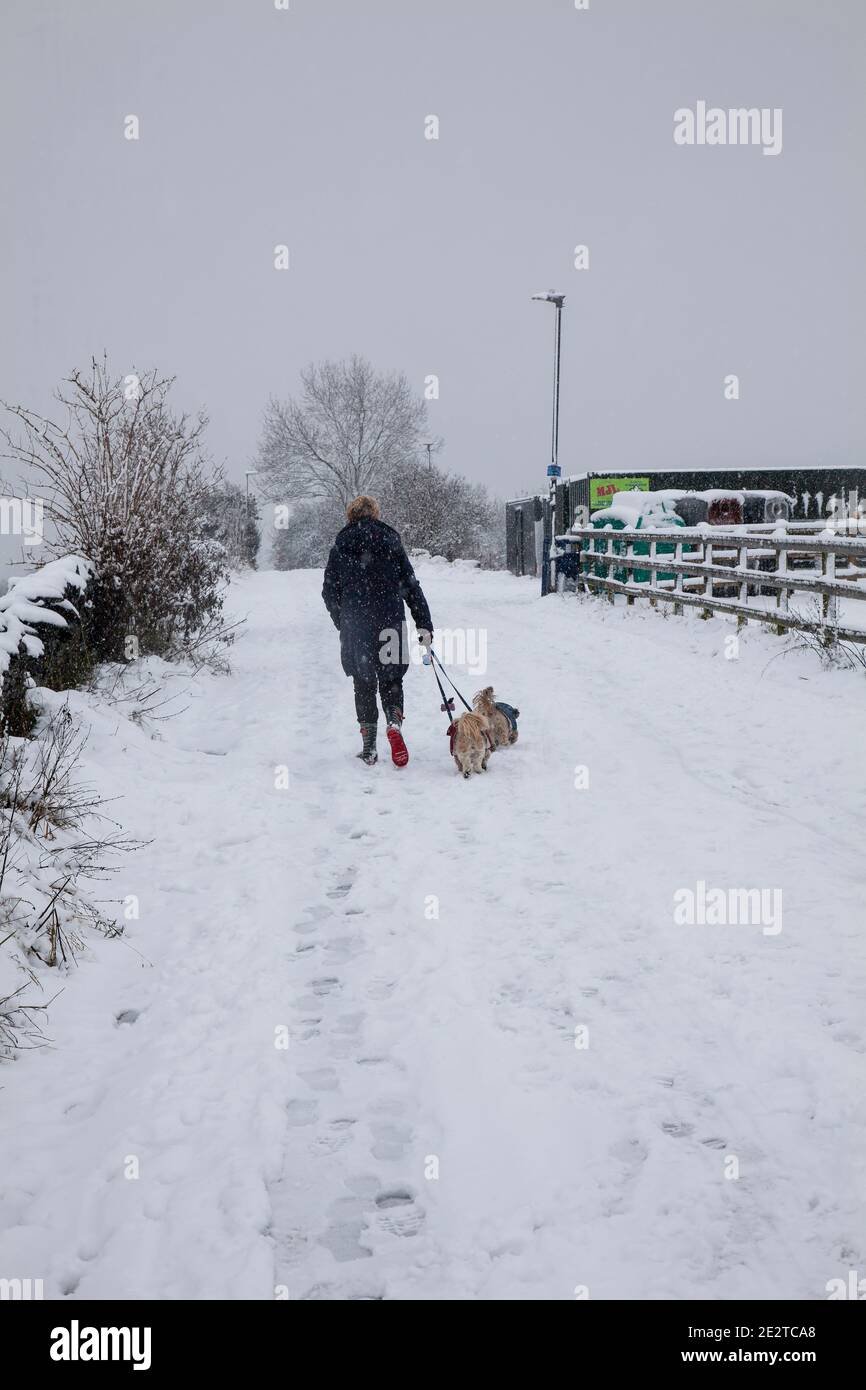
top-left (353, 672), bottom-right (404, 725)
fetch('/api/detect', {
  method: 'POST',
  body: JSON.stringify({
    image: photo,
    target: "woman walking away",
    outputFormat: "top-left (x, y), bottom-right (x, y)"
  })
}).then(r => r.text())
top-left (322, 495), bottom-right (433, 767)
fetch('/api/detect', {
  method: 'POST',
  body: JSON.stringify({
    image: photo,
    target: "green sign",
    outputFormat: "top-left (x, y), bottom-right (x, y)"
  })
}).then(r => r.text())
top-left (589, 476), bottom-right (651, 509)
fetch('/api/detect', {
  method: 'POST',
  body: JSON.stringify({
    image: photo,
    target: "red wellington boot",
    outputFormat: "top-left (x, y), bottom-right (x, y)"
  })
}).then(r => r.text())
top-left (386, 713), bottom-right (409, 768)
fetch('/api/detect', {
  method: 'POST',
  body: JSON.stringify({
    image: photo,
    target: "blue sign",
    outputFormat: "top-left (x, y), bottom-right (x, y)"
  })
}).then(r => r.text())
top-left (547, 465), bottom-right (561, 477)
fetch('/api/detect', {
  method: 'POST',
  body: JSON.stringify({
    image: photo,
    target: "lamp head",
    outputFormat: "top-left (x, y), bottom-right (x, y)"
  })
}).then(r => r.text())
top-left (531, 291), bottom-right (566, 307)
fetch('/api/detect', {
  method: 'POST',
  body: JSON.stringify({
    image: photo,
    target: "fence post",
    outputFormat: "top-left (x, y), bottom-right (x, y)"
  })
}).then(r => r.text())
top-left (703, 540), bottom-right (714, 618)
top-left (738, 543), bottom-right (747, 605)
top-left (776, 540), bottom-right (789, 615)
top-left (649, 539), bottom-right (658, 608)
top-left (822, 549), bottom-right (838, 627)
top-left (673, 539), bottom-right (684, 615)
top-left (626, 534), bottom-right (635, 605)
top-left (606, 533), bottom-right (615, 604)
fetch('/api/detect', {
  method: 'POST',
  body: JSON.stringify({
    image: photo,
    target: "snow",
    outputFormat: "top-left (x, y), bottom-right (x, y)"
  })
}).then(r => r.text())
top-left (0, 561), bottom-right (864, 1300)
top-left (3, 555), bottom-right (92, 602)
top-left (0, 555), bottom-right (92, 670)
top-left (589, 491), bottom-right (682, 529)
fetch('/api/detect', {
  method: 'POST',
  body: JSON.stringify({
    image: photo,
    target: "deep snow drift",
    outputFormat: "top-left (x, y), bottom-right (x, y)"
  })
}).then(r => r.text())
top-left (0, 560), bottom-right (864, 1300)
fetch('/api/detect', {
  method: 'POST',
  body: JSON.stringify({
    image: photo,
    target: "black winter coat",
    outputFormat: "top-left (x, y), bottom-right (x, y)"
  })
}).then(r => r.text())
top-left (322, 518), bottom-right (433, 680)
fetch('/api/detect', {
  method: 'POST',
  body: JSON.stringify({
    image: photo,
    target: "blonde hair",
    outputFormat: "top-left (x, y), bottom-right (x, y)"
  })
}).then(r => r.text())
top-left (346, 495), bottom-right (380, 524)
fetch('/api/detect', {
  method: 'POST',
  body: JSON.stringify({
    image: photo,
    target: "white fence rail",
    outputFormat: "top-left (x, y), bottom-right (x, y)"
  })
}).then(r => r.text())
top-left (555, 526), bottom-right (866, 643)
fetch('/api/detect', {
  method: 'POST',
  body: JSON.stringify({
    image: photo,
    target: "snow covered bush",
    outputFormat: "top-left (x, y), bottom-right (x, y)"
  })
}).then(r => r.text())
top-left (270, 461), bottom-right (503, 569)
top-left (2, 358), bottom-right (232, 664)
top-left (0, 555), bottom-right (95, 736)
top-left (784, 598), bottom-right (866, 671)
top-left (272, 498), bottom-right (345, 570)
top-left (201, 472), bottom-right (261, 570)
top-left (0, 698), bottom-right (135, 1058)
top-left (378, 457), bottom-right (504, 567)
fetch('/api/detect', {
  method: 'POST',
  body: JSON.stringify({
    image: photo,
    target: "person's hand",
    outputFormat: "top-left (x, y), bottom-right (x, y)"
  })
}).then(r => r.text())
top-left (419, 629), bottom-right (433, 663)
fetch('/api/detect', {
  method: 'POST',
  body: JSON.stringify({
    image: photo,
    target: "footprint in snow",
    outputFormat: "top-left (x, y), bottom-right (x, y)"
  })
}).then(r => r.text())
top-left (286, 1099), bottom-right (319, 1127)
top-left (318, 1216), bottom-right (372, 1263)
top-left (311, 977), bottom-right (341, 996)
top-left (309, 1119), bottom-right (357, 1156)
top-left (356, 1055), bottom-right (405, 1074)
top-left (272, 1227), bottom-right (309, 1266)
top-left (300, 1281), bottom-right (384, 1300)
top-left (609, 1136), bottom-right (650, 1168)
top-left (324, 935), bottom-right (364, 960)
top-left (370, 1120), bottom-right (413, 1162)
top-left (319, 1187), bottom-right (378, 1263)
top-left (327, 882), bottom-right (354, 899)
top-left (292, 993), bottom-right (327, 1012)
top-left (365, 978), bottom-right (397, 1001)
top-left (332, 1012), bottom-right (365, 1036)
top-left (300, 1067), bottom-right (340, 1092)
top-left (373, 1189), bottom-right (425, 1238)
top-left (661, 1120), bottom-right (695, 1139)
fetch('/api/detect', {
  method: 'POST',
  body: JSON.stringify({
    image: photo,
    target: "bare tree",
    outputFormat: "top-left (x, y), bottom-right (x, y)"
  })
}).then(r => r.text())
top-left (257, 355), bottom-right (429, 507)
top-left (1, 357), bottom-right (230, 660)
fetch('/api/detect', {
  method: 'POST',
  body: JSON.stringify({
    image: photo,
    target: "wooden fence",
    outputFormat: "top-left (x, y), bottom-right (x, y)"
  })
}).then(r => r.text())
top-left (554, 526), bottom-right (866, 643)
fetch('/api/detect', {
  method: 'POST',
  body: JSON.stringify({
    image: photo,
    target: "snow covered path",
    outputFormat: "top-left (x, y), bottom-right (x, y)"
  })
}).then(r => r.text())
top-left (1, 562), bottom-right (864, 1301)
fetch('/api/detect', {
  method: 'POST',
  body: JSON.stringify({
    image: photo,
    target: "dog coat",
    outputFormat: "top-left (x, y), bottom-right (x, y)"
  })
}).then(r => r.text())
top-left (494, 701), bottom-right (519, 733)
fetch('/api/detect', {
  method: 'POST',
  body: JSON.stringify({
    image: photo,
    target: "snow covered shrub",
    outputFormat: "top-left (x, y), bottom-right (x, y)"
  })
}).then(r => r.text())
top-left (0, 555), bottom-right (95, 736)
top-left (0, 700), bottom-right (136, 1056)
top-left (272, 498), bottom-right (345, 569)
top-left (269, 463), bottom-right (503, 569)
top-left (784, 599), bottom-right (866, 672)
top-left (2, 358), bottom-right (232, 664)
top-left (201, 472), bottom-right (261, 570)
top-left (377, 457), bottom-right (504, 567)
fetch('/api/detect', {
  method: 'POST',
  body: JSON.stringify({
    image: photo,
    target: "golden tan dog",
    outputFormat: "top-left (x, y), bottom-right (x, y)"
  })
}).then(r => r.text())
top-left (450, 711), bottom-right (491, 777)
top-left (472, 687), bottom-right (519, 749)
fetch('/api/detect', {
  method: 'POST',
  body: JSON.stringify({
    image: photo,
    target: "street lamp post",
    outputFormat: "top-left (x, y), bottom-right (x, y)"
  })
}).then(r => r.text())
top-left (531, 291), bottom-right (566, 595)
top-left (531, 291), bottom-right (566, 487)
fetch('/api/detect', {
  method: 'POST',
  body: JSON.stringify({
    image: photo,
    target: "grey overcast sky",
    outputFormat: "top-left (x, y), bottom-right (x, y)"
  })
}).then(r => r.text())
top-left (1, 0), bottom-right (864, 504)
